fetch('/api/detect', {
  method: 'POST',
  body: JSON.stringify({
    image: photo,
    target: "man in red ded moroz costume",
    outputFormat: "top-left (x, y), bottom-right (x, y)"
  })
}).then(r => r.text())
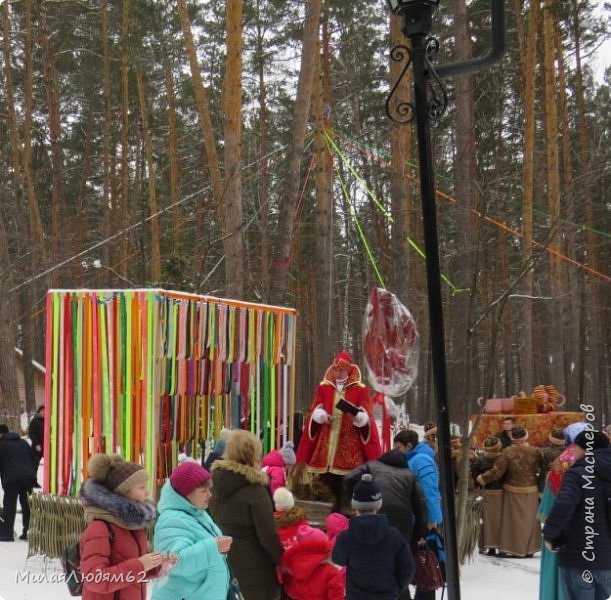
top-left (296, 351), bottom-right (382, 509)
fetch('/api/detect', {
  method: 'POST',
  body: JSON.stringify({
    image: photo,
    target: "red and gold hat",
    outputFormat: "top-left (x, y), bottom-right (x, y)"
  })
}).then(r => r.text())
top-left (333, 351), bottom-right (353, 370)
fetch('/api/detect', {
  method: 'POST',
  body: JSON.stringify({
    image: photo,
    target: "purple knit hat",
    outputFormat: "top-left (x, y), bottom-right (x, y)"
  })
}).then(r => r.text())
top-left (170, 462), bottom-right (211, 497)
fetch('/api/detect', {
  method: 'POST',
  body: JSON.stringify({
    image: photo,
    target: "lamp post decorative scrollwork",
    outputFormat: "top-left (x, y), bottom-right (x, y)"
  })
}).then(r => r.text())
top-left (384, 2), bottom-right (505, 600)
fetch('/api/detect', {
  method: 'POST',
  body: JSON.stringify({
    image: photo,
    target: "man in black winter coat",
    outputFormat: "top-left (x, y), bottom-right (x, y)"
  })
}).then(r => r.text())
top-left (0, 424), bottom-right (37, 541)
top-left (344, 449), bottom-right (428, 544)
top-left (543, 430), bottom-right (611, 600)
top-left (28, 405), bottom-right (45, 486)
top-left (344, 450), bottom-right (428, 600)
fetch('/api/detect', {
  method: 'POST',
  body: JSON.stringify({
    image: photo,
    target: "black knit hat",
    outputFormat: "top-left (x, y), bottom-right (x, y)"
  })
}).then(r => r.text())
top-left (574, 430), bottom-right (609, 451)
top-left (377, 449), bottom-right (408, 468)
top-left (351, 473), bottom-right (383, 511)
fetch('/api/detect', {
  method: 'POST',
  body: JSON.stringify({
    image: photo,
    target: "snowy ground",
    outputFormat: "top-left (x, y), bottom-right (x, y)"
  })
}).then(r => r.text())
top-left (0, 462), bottom-right (605, 600)
top-left (0, 513), bottom-right (542, 600)
top-left (0, 483), bottom-right (542, 600)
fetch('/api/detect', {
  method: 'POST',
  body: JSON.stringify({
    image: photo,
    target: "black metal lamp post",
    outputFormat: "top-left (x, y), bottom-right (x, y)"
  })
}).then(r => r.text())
top-left (384, 2), bottom-right (505, 600)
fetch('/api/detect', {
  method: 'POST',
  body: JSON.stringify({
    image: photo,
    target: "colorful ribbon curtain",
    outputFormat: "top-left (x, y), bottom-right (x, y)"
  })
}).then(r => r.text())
top-left (44, 289), bottom-right (297, 496)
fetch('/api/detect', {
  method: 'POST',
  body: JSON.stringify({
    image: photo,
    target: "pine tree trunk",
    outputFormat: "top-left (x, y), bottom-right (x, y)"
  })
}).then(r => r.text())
top-left (519, 0), bottom-right (539, 391)
top-left (222, 0), bottom-right (245, 299)
top-left (312, 15), bottom-right (334, 377)
top-left (119, 0), bottom-right (131, 277)
top-left (542, 0), bottom-right (564, 388)
top-left (165, 67), bottom-right (182, 258)
top-left (38, 0), bottom-right (65, 268)
top-left (449, 0), bottom-right (478, 423)
top-left (101, 0), bottom-right (113, 270)
top-left (0, 221), bottom-right (20, 430)
top-left (571, 0), bottom-right (602, 406)
top-left (388, 15), bottom-right (412, 309)
top-left (270, 0), bottom-right (322, 305)
top-left (254, 0), bottom-right (271, 301)
top-left (136, 70), bottom-right (161, 283)
top-left (176, 0), bottom-right (224, 230)
top-left (23, 0), bottom-right (47, 265)
top-left (554, 23), bottom-right (579, 402)
top-left (450, 0), bottom-right (480, 556)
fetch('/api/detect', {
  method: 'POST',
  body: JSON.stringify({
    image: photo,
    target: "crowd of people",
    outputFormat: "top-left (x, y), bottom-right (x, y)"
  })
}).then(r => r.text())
top-left (1, 352), bottom-right (610, 600)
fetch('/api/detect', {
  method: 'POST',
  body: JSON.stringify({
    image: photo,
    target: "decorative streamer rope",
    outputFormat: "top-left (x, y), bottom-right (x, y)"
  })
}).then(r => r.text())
top-left (328, 129), bottom-right (611, 283)
top-left (45, 289), bottom-right (297, 497)
top-left (334, 162), bottom-right (387, 288)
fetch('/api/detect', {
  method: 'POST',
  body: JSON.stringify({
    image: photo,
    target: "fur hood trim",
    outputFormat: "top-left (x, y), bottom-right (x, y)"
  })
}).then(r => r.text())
top-left (211, 459), bottom-right (269, 485)
top-left (79, 479), bottom-right (157, 529)
top-left (275, 505), bottom-right (307, 527)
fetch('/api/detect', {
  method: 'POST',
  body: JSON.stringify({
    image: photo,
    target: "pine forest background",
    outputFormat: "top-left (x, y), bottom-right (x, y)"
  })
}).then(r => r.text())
top-left (0, 0), bottom-right (609, 434)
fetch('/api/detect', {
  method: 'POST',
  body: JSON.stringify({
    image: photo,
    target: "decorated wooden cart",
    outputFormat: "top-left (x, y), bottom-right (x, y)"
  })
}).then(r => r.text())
top-left (471, 385), bottom-right (583, 447)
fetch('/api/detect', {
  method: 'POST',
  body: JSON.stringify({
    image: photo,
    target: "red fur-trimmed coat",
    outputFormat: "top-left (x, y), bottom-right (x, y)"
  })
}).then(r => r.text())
top-left (78, 480), bottom-right (159, 600)
top-left (80, 522), bottom-right (149, 600)
top-left (296, 366), bottom-right (381, 474)
top-left (281, 537), bottom-right (345, 600)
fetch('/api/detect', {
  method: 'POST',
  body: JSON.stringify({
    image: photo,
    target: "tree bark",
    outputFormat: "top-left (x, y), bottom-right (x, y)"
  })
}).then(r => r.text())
top-left (518, 0), bottom-right (540, 391)
top-left (448, 0), bottom-right (478, 423)
top-left (119, 0), bottom-right (131, 277)
top-left (176, 0), bottom-right (224, 230)
top-left (542, 0), bottom-right (564, 388)
top-left (136, 70), bottom-right (161, 284)
top-left (554, 21), bottom-right (579, 402)
top-left (0, 220), bottom-right (21, 430)
top-left (23, 0), bottom-right (47, 266)
top-left (37, 0), bottom-right (65, 268)
top-left (312, 12), bottom-right (334, 377)
top-left (388, 14), bottom-right (412, 309)
top-left (101, 0), bottom-right (113, 271)
top-left (270, 0), bottom-right (322, 305)
top-left (254, 0), bottom-right (271, 300)
top-left (222, 0), bottom-right (245, 299)
top-left (571, 0), bottom-right (601, 406)
top-left (165, 67), bottom-right (182, 257)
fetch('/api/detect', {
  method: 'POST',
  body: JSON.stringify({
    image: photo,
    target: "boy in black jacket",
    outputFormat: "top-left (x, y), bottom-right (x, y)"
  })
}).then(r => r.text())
top-left (332, 473), bottom-right (414, 600)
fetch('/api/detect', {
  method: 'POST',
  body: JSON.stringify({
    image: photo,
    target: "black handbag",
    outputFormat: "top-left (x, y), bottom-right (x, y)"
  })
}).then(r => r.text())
top-left (226, 560), bottom-right (245, 600)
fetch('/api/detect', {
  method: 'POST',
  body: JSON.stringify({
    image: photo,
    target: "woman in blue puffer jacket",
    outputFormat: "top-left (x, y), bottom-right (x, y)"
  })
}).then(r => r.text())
top-left (152, 462), bottom-right (232, 600)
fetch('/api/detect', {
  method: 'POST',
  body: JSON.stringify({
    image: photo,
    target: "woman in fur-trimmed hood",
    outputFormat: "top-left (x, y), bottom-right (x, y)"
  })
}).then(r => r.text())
top-left (208, 430), bottom-right (284, 600)
top-left (78, 454), bottom-right (166, 600)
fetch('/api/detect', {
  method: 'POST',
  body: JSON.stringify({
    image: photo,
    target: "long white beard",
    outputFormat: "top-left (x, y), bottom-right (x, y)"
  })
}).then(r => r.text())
top-left (336, 376), bottom-right (348, 391)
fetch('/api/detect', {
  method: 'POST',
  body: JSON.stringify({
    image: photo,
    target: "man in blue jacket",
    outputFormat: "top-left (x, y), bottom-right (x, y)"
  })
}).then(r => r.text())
top-left (543, 429), bottom-right (611, 600)
top-left (393, 430), bottom-right (442, 530)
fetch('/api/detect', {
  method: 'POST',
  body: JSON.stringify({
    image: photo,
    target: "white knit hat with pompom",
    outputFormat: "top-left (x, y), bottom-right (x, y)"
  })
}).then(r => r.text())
top-left (273, 486), bottom-right (295, 511)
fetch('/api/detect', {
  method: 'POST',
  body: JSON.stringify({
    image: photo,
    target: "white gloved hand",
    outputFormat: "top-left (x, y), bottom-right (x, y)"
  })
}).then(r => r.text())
top-left (312, 406), bottom-right (329, 424)
top-left (353, 410), bottom-right (369, 427)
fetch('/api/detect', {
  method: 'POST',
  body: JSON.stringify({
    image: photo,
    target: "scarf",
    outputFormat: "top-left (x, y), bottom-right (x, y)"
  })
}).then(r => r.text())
top-left (79, 479), bottom-right (157, 530)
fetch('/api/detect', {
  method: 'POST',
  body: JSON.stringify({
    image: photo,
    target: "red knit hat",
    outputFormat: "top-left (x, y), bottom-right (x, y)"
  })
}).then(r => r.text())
top-left (170, 462), bottom-right (211, 497)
